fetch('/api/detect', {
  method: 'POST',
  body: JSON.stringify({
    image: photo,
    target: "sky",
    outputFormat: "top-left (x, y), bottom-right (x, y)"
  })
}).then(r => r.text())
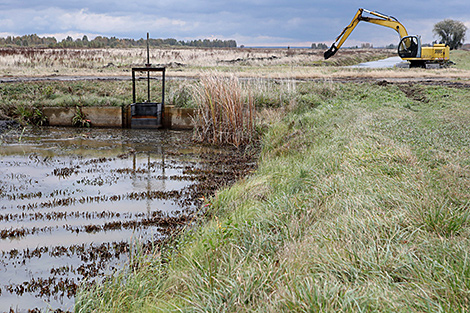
top-left (0, 0), bottom-right (469, 47)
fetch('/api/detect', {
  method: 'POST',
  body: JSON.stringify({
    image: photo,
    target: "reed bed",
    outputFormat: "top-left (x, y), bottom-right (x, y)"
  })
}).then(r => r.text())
top-left (192, 73), bottom-right (255, 147)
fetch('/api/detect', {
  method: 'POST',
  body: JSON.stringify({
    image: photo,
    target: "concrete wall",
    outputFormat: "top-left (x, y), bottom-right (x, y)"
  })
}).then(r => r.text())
top-left (43, 106), bottom-right (195, 129)
top-left (163, 105), bottom-right (195, 130)
top-left (43, 107), bottom-right (122, 128)
top-left (83, 107), bottom-right (122, 127)
top-left (43, 107), bottom-right (76, 127)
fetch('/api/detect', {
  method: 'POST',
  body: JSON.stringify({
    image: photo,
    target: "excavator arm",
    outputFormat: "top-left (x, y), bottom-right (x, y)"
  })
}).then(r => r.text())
top-left (324, 8), bottom-right (408, 59)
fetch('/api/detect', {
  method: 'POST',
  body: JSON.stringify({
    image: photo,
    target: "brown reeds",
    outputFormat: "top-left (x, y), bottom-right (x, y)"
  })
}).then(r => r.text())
top-left (192, 73), bottom-right (256, 147)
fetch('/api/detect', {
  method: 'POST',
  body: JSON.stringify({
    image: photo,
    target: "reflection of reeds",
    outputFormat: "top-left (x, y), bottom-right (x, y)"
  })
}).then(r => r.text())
top-left (193, 73), bottom-right (255, 147)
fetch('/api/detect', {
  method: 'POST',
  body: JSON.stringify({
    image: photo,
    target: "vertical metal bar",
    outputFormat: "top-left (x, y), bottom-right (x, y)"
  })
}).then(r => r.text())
top-left (162, 68), bottom-right (165, 109)
top-left (147, 33), bottom-right (150, 65)
top-left (147, 33), bottom-right (151, 102)
top-left (132, 69), bottom-right (136, 103)
top-left (147, 72), bottom-right (151, 102)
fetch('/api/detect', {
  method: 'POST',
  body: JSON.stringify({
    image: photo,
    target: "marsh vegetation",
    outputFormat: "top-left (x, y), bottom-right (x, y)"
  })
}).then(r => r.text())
top-left (1, 47), bottom-right (470, 312)
top-left (1, 46), bottom-right (469, 80)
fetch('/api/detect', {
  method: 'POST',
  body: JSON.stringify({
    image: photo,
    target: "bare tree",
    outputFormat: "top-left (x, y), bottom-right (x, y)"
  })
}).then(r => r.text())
top-left (433, 19), bottom-right (467, 50)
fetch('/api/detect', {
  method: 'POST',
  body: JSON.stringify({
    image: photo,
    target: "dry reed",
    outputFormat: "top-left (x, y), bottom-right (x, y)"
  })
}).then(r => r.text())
top-left (192, 73), bottom-right (255, 147)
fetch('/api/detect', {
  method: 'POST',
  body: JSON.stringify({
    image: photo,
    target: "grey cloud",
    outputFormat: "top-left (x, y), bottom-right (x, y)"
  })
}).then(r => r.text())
top-left (0, 1), bottom-right (468, 46)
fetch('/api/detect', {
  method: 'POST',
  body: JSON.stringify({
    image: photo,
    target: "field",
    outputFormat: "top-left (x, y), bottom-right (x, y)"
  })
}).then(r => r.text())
top-left (1, 47), bottom-right (470, 126)
top-left (0, 46), bottom-right (394, 77)
top-left (1, 47), bottom-right (470, 312)
top-left (1, 46), bottom-right (469, 80)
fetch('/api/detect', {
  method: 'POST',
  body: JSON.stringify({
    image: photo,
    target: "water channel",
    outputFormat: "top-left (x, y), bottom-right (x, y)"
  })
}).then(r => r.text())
top-left (0, 126), bottom-right (255, 312)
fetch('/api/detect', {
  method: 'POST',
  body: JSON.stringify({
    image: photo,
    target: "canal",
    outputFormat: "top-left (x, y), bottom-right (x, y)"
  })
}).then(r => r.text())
top-left (0, 126), bottom-right (256, 312)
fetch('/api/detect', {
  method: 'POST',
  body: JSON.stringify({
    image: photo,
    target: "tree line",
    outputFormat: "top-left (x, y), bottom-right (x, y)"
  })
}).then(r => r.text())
top-left (0, 34), bottom-right (237, 48)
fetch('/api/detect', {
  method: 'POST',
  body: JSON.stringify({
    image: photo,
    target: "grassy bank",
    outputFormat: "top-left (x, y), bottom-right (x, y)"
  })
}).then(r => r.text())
top-left (75, 81), bottom-right (470, 312)
top-left (450, 50), bottom-right (470, 70)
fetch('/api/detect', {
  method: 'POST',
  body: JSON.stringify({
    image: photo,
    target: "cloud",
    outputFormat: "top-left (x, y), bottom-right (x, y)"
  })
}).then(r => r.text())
top-left (49, 9), bottom-right (190, 35)
top-left (0, 1), bottom-right (469, 46)
top-left (0, 18), bottom-right (15, 30)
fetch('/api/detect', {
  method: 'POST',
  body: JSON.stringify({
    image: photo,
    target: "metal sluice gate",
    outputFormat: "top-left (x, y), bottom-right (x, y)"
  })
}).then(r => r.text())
top-left (130, 66), bottom-right (165, 128)
top-left (130, 32), bottom-right (166, 129)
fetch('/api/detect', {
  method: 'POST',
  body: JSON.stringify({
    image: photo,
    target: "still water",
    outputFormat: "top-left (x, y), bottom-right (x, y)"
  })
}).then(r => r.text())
top-left (0, 126), bottom-right (238, 312)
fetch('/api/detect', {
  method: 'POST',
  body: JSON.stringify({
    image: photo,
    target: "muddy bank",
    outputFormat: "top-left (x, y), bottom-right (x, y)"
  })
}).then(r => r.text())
top-left (0, 127), bottom-right (257, 312)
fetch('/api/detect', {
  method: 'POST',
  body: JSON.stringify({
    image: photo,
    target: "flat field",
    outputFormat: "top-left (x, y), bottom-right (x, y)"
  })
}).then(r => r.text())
top-left (1, 46), bottom-right (469, 80)
top-left (1, 47), bottom-right (470, 124)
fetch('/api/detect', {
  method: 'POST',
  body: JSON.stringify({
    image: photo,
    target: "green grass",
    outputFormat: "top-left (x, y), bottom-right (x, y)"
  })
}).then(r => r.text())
top-left (75, 81), bottom-right (470, 312)
top-left (450, 50), bottom-right (470, 70)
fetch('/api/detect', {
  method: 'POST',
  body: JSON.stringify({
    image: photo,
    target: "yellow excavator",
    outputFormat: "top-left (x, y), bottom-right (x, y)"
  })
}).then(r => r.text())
top-left (324, 8), bottom-right (450, 68)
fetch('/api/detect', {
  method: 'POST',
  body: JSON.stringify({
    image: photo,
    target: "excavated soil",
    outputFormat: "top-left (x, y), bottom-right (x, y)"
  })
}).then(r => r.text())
top-left (0, 127), bottom-right (257, 312)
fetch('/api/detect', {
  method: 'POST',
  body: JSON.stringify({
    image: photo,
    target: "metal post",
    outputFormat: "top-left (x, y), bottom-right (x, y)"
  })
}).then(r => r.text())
top-left (146, 32), bottom-right (150, 65)
top-left (161, 68), bottom-right (165, 110)
top-left (146, 32), bottom-right (151, 102)
top-left (132, 70), bottom-right (136, 103)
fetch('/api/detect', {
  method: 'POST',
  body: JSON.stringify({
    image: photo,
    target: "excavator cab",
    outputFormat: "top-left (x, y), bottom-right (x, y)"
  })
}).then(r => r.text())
top-left (398, 35), bottom-right (421, 59)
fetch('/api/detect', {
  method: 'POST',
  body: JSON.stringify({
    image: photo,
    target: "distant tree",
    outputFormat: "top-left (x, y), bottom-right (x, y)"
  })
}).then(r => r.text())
top-left (433, 19), bottom-right (467, 50)
top-left (311, 43), bottom-right (328, 49)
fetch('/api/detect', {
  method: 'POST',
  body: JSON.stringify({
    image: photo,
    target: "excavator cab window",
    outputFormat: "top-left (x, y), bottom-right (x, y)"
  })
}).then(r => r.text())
top-left (398, 36), bottom-right (419, 58)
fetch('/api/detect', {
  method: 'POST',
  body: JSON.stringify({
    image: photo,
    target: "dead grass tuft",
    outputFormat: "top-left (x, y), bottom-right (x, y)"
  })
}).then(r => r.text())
top-left (192, 73), bottom-right (256, 147)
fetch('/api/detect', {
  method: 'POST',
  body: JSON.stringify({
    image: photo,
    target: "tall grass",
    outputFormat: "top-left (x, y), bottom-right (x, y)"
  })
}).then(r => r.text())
top-left (192, 73), bottom-right (255, 147)
top-left (75, 239), bottom-right (167, 312)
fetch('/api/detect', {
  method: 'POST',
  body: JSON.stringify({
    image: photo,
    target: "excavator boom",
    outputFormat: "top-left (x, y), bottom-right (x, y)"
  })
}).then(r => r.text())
top-left (324, 8), bottom-right (408, 59)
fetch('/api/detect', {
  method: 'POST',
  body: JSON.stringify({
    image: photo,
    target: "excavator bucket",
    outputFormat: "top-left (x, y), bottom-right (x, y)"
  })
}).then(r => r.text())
top-left (324, 45), bottom-right (338, 59)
